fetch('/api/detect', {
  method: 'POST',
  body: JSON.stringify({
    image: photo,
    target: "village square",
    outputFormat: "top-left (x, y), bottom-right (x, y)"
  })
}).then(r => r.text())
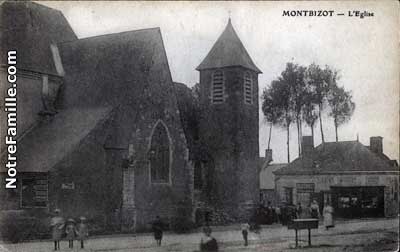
top-left (0, 1), bottom-right (399, 251)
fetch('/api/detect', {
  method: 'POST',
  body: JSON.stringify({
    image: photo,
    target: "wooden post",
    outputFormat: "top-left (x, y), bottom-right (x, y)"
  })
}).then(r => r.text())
top-left (308, 228), bottom-right (311, 246)
top-left (295, 229), bottom-right (298, 247)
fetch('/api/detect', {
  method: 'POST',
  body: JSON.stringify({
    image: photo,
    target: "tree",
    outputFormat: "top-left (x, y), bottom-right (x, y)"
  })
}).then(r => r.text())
top-left (281, 63), bottom-right (307, 156)
top-left (328, 85), bottom-right (355, 142)
top-left (262, 78), bottom-right (294, 163)
top-left (261, 83), bottom-right (283, 150)
top-left (306, 64), bottom-right (334, 144)
top-left (302, 91), bottom-right (319, 141)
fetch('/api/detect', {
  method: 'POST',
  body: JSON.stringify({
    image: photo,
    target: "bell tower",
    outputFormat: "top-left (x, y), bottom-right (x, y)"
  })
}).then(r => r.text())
top-left (196, 19), bottom-right (261, 221)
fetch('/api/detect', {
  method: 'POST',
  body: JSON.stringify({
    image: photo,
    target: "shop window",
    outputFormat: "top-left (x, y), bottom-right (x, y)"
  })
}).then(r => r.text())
top-left (338, 197), bottom-right (350, 208)
top-left (243, 72), bottom-right (253, 104)
top-left (150, 121), bottom-right (170, 183)
top-left (296, 183), bottom-right (315, 206)
top-left (211, 70), bottom-right (224, 104)
top-left (284, 187), bottom-right (293, 205)
top-left (21, 176), bottom-right (48, 208)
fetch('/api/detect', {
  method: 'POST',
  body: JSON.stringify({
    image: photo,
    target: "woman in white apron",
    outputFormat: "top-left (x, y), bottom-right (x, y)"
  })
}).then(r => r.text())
top-left (323, 203), bottom-right (335, 230)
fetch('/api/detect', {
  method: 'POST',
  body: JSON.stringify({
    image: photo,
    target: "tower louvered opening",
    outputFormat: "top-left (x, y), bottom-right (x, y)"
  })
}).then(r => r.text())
top-left (244, 72), bottom-right (253, 104)
top-left (211, 70), bottom-right (224, 104)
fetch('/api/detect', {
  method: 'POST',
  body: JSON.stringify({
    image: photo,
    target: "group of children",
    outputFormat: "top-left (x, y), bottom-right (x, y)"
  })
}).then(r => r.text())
top-left (50, 209), bottom-right (89, 250)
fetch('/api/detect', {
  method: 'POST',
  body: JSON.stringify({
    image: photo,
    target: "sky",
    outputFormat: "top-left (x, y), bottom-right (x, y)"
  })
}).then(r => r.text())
top-left (41, 1), bottom-right (399, 163)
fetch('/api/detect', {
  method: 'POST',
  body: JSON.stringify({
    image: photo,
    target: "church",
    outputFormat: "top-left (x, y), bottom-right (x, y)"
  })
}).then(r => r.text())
top-left (0, 1), bottom-right (261, 232)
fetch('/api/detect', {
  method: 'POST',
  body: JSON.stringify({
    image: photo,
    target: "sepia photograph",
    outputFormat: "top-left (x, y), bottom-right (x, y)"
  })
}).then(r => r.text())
top-left (0, 1), bottom-right (399, 251)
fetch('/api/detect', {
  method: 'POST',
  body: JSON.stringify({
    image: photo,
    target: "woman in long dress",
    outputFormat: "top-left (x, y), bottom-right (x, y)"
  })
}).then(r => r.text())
top-left (323, 203), bottom-right (335, 230)
top-left (50, 209), bottom-right (65, 251)
top-left (310, 200), bottom-right (320, 219)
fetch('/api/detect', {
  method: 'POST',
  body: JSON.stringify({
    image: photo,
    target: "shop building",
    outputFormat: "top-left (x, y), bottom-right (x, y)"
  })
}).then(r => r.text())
top-left (274, 136), bottom-right (399, 218)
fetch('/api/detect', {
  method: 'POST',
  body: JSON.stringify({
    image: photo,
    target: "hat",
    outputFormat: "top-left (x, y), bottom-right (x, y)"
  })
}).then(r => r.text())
top-left (67, 218), bottom-right (75, 223)
top-left (54, 209), bottom-right (61, 213)
top-left (79, 216), bottom-right (87, 221)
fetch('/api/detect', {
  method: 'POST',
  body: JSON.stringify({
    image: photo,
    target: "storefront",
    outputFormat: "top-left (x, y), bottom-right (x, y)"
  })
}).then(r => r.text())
top-left (273, 137), bottom-right (399, 219)
top-left (331, 186), bottom-right (384, 218)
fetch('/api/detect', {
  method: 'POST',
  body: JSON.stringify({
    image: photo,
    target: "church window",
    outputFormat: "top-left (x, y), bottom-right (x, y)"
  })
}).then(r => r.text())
top-left (150, 121), bottom-right (171, 183)
top-left (244, 72), bottom-right (253, 104)
top-left (211, 70), bottom-right (224, 104)
top-left (194, 161), bottom-right (203, 190)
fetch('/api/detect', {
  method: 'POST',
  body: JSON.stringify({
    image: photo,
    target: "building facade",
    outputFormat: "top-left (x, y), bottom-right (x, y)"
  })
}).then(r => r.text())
top-left (259, 150), bottom-right (287, 206)
top-left (274, 136), bottom-right (399, 218)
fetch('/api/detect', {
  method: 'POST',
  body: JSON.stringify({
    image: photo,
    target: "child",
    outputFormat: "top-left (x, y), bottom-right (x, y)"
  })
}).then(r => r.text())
top-left (76, 216), bottom-right (89, 249)
top-left (241, 222), bottom-right (250, 246)
top-left (152, 216), bottom-right (164, 246)
top-left (65, 218), bottom-right (76, 249)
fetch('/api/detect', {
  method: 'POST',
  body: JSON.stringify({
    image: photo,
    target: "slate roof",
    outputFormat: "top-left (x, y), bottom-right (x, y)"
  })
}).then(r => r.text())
top-left (0, 106), bottom-right (113, 173)
top-left (260, 163), bottom-right (287, 189)
top-left (0, 1), bottom-right (77, 75)
top-left (173, 82), bottom-right (199, 158)
top-left (274, 141), bottom-right (399, 175)
top-left (0, 1), bottom-right (176, 173)
top-left (59, 28), bottom-right (172, 108)
top-left (196, 19), bottom-right (262, 73)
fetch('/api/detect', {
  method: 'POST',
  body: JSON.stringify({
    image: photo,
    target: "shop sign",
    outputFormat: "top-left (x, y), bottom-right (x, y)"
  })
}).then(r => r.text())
top-left (366, 176), bottom-right (379, 185)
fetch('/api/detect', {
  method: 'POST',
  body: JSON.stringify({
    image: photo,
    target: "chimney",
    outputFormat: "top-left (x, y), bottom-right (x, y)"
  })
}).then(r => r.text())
top-left (265, 149), bottom-right (273, 164)
top-left (370, 136), bottom-right (383, 154)
top-left (301, 136), bottom-right (314, 157)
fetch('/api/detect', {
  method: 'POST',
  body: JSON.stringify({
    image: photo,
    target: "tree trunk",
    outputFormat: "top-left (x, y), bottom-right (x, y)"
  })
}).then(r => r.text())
top-left (334, 118), bottom-right (338, 142)
top-left (287, 123), bottom-right (290, 163)
top-left (311, 122), bottom-right (315, 143)
top-left (318, 104), bottom-right (325, 143)
top-left (299, 119), bottom-right (303, 151)
top-left (268, 123), bottom-right (273, 149)
top-left (296, 117), bottom-right (301, 157)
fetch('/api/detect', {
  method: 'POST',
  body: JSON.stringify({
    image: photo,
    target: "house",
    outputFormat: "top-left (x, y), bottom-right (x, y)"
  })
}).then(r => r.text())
top-left (259, 150), bottom-right (287, 206)
top-left (0, 2), bottom-right (262, 232)
top-left (274, 136), bottom-right (399, 218)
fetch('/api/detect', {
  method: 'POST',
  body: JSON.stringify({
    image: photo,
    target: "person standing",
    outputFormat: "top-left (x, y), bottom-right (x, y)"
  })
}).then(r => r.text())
top-left (152, 216), bottom-right (164, 246)
top-left (50, 209), bottom-right (65, 251)
top-left (266, 201), bottom-right (273, 224)
top-left (275, 205), bottom-right (281, 224)
top-left (76, 216), bottom-right (89, 249)
top-left (323, 203), bottom-right (335, 230)
top-left (295, 202), bottom-right (302, 219)
top-left (200, 226), bottom-right (218, 251)
top-left (310, 200), bottom-right (320, 219)
top-left (241, 222), bottom-right (250, 246)
top-left (65, 218), bottom-right (76, 249)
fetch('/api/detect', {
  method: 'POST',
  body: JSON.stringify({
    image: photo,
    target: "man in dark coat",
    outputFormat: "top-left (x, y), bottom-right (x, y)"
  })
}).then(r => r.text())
top-left (200, 226), bottom-right (218, 251)
top-left (152, 216), bottom-right (164, 246)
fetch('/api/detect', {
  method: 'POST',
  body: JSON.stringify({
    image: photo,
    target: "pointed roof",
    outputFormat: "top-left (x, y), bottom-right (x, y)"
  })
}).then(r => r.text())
top-left (0, 1), bottom-right (77, 75)
top-left (196, 19), bottom-right (261, 73)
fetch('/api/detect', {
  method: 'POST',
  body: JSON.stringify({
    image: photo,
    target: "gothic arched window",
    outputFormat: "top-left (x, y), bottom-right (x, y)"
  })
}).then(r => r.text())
top-left (211, 70), bottom-right (224, 104)
top-left (194, 161), bottom-right (203, 190)
top-left (244, 72), bottom-right (253, 105)
top-left (150, 121), bottom-right (171, 183)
